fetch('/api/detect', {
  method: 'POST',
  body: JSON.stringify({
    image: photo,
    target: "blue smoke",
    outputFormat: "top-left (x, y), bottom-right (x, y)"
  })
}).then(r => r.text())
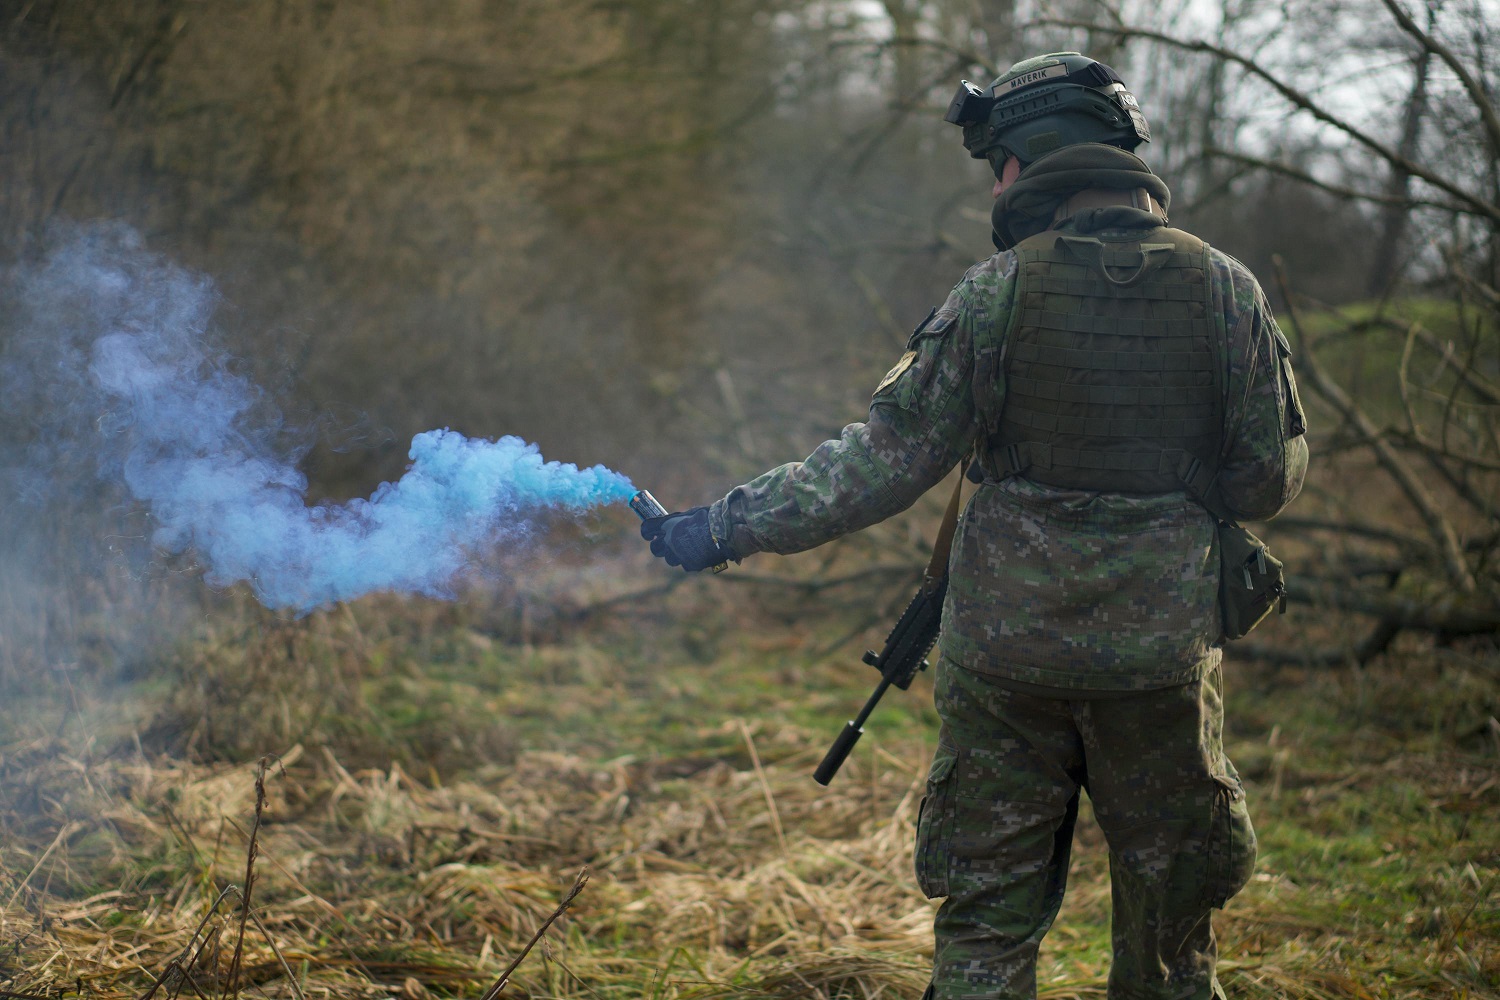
top-left (3, 224), bottom-right (635, 613)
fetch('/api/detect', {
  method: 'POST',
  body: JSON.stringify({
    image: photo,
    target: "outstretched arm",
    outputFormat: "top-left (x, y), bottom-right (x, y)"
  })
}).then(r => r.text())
top-left (712, 298), bottom-right (981, 558)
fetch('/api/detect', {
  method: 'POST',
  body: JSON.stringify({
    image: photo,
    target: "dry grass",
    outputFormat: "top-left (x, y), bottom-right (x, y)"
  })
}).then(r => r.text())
top-left (0, 720), bottom-right (939, 998)
top-left (0, 578), bottom-right (1495, 999)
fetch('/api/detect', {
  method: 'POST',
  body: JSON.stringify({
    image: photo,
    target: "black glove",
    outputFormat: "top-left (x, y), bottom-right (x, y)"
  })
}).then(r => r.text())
top-left (639, 506), bottom-right (737, 572)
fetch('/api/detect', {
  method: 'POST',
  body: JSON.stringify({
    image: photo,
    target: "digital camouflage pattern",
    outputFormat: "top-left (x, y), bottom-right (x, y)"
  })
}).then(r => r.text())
top-left (707, 200), bottom-right (1304, 999)
top-left (917, 658), bottom-right (1256, 999)
top-left (710, 214), bottom-right (1308, 691)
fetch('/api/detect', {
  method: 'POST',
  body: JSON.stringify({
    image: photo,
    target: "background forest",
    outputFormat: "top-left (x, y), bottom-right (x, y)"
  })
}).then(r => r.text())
top-left (0, 1), bottom-right (1496, 998)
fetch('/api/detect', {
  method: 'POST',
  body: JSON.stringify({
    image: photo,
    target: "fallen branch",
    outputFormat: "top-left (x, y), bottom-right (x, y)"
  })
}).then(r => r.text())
top-left (1286, 580), bottom-right (1500, 634)
top-left (1267, 515), bottom-right (1426, 551)
top-left (1274, 257), bottom-right (1477, 592)
top-left (557, 576), bottom-right (689, 621)
top-left (558, 562), bottom-right (923, 623)
top-left (477, 867), bottom-right (590, 1000)
top-left (1234, 618), bottom-right (1403, 667)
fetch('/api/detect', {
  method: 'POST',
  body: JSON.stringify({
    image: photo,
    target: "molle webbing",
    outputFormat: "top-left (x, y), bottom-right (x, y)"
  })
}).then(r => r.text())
top-left (990, 227), bottom-right (1221, 494)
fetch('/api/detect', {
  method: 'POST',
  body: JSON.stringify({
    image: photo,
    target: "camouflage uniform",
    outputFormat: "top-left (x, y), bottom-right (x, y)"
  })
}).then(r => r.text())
top-left (707, 198), bottom-right (1307, 997)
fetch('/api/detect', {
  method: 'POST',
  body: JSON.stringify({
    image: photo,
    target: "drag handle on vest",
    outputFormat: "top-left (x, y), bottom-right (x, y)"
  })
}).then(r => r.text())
top-left (814, 574), bottom-right (948, 785)
top-left (629, 489), bottom-right (727, 574)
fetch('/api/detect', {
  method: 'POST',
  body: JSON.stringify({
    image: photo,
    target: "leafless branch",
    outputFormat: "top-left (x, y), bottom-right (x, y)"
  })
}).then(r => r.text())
top-left (1447, 252), bottom-right (1500, 311)
top-left (1269, 515), bottom-right (1426, 551)
top-left (1235, 618), bottom-right (1401, 666)
top-left (1171, 158), bottom-right (1259, 216)
top-left (245, 908), bottom-right (306, 1000)
top-left (827, 36), bottom-right (997, 78)
top-left (846, 54), bottom-right (972, 178)
top-left (1379, 0), bottom-right (1500, 159)
top-left (1311, 312), bottom-right (1498, 406)
top-left (1273, 257), bottom-right (1477, 592)
top-left (1411, 440), bottom-right (1499, 516)
top-left (1205, 149), bottom-right (1468, 214)
top-left (1388, 429), bottom-right (1500, 473)
top-left (1393, 319), bottom-right (1499, 404)
top-left (140, 885), bottom-right (240, 1000)
top-left (1398, 316), bottom-right (1422, 441)
top-left (226, 754), bottom-right (278, 1000)
top-left (1031, 18), bottom-right (1500, 225)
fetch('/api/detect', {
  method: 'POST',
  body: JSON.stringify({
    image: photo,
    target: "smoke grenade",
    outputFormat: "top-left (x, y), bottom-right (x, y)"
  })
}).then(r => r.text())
top-left (0, 223), bottom-right (634, 614)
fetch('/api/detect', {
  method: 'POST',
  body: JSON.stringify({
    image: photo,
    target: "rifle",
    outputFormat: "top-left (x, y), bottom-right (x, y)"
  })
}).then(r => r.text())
top-left (813, 573), bottom-right (946, 785)
top-left (813, 469), bottom-right (966, 785)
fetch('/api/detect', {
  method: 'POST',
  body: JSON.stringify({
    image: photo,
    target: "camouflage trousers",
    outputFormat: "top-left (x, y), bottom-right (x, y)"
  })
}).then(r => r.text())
top-left (915, 658), bottom-right (1256, 1000)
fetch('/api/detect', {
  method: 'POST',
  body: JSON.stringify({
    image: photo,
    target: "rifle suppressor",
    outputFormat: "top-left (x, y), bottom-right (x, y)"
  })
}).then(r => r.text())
top-left (813, 575), bottom-right (946, 785)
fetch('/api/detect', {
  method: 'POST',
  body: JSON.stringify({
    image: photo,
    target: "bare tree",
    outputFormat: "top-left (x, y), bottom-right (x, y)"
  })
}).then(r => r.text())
top-left (1369, 5), bottom-right (1435, 295)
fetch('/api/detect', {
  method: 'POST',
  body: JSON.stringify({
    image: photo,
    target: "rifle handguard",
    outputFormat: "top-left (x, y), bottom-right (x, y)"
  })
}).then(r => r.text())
top-left (864, 576), bottom-right (947, 690)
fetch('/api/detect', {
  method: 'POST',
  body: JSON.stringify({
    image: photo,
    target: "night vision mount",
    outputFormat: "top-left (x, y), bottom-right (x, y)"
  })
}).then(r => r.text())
top-left (943, 53), bottom-right (1151, 167)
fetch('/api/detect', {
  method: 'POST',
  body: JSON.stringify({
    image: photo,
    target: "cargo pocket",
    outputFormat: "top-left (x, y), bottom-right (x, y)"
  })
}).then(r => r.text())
top-left (1204, 770), bottom-right (1257, 909)
top-left (914, 742), bottom-right (957, 899)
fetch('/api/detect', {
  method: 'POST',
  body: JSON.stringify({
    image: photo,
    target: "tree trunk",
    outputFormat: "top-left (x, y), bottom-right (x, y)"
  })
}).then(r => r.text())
top-left (1368, 40), bottom-right (1432, 296)
top-left (975, 0), bottom-right (1018, 69)
top-left (881, 0), bottom-right (921, 104)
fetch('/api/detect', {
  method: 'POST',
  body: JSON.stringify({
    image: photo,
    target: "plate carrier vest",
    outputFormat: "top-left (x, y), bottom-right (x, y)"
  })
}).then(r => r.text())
top-left (979, 224), bottom-right (1224, 495)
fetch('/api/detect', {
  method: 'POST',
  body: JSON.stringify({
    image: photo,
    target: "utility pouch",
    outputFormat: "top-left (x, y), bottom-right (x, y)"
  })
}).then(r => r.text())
top-left (1217, 521), bottom-right (1286, 640)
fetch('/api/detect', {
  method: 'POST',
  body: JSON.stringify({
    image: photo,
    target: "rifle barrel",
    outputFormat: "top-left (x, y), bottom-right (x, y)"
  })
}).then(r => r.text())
top-left (813, 676), bottom-right (892, 785)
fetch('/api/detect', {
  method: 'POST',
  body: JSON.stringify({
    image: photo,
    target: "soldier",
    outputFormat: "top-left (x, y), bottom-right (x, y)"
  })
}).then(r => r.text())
top-left (640, 52), bottom-right (1308, 1000)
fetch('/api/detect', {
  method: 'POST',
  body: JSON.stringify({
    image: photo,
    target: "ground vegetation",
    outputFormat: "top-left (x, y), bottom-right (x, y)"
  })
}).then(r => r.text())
top-left (0, 1), bottom-right (1497, 997)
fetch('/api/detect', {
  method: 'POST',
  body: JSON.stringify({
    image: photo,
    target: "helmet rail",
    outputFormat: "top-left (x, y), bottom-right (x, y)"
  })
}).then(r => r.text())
top-left (944, 52), bottom-right (1151, 173)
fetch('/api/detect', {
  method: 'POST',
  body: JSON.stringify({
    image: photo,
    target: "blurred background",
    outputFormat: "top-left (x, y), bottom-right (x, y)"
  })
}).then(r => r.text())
top-left (5, 0), bottom-right (1475, 494)
top-left (0, 4), bottom-right (1496, 997)
top-left (1, 0), bottom-right (1497, 696)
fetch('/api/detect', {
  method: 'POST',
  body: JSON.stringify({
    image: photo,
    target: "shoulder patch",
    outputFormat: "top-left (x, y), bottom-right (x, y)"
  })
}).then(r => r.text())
top-left (876, 350), bottom-right (919, 393)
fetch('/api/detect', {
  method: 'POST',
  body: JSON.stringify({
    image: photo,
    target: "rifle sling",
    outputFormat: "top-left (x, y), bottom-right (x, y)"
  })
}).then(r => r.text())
top-left (923, 467), bottom-right (966, 592)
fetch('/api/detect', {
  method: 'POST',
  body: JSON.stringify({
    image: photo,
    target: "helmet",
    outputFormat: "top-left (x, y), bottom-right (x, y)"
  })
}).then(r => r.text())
top-left (944, 52), bottom-right (1151, 173)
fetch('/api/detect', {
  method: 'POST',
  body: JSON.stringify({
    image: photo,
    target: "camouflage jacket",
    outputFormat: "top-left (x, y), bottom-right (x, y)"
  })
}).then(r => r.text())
top-left (709, 216), bottom-right (1308, 692)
